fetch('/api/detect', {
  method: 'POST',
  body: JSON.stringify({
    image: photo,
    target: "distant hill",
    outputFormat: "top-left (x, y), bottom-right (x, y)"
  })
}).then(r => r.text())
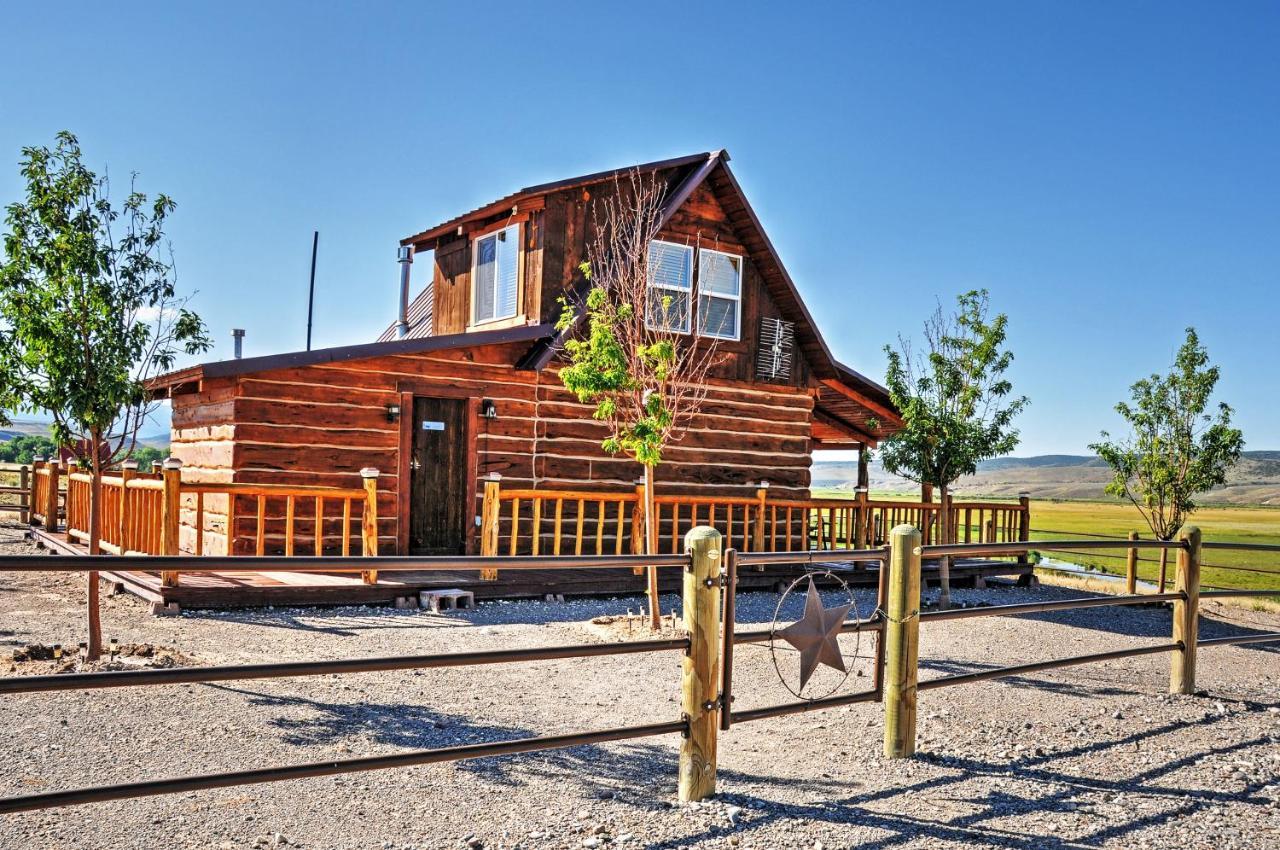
top-left (813, 452), bottom-right (1280, 507)
top-left (0, 420), bottom-right (169, 449)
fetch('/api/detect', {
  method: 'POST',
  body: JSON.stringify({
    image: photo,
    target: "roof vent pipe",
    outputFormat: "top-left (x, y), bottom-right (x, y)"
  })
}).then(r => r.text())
top-left (232, 328), bottom-right (245, 359)
top-left (396, 245), bottom-right (414, 338)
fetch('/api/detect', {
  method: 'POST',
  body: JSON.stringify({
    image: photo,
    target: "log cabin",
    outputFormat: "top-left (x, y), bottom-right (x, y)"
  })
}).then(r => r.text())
top-left (147, 150), bottom-right (902, 557)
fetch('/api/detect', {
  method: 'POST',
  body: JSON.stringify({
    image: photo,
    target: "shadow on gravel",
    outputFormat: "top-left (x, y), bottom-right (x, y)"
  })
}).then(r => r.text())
top-left (642, 710), bottom-right (1276, 850)
top-left (1004, 603), bottom-right (1280, 657)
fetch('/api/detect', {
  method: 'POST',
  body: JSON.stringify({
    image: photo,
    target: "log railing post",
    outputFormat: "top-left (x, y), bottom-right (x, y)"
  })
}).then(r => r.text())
top-left (18, 464), bottom-right (29, 524)
top-left (119, 460), bottom-right (137, 555)
top-left (854, 486), bottom-right (868, 549)
top-left (679, 525), bottom-right (721, 802)
top-left (1016, 493), bottom-right (1030, 564)
top-left (28, 458), bottom-right (44, 524)
top-left (46, 458), bottom-right (60, 531)
top-left (752, 483), bottom-right (768, 552)
top-left (360, 467), bottom-right (379, 585)
top-left (479, 476), bottom-right (500, 581)
top-left (1125, 531), bottom-right (1139, 595)
top-left (1170, 526), bottom-right (1201, 695)
top-left (883, 523), bottom-right (922, 759)
top-left (160, 458), bottom-right (183, 587)
top-left (631, 480), bottom-right (647, 575)
top-left (63, 459), bottom-right (78, 541)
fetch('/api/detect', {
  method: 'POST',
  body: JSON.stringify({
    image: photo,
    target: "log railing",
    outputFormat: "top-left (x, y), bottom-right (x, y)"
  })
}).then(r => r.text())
top-left (36, 458), bottom-right (381, 587)
top-left (477, 479), bottom-right (1032, 578)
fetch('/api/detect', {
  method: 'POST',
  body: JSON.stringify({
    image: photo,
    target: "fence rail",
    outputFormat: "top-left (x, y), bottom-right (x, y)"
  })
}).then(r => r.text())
top-left (0, 526), bottom-right (1276, 814)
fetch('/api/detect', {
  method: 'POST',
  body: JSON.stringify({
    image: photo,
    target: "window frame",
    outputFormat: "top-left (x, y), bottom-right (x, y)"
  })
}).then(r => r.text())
top-left (696, 247), bottom-right (743, 342)
top-left (469, 223), bottom-right (522, 328)
top-left (644, 239), bottom-right (694, 335)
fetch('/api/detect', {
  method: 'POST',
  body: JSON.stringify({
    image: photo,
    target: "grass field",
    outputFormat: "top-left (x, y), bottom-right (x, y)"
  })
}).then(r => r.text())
top-left (1026, 499), bottom-right (1280, 593)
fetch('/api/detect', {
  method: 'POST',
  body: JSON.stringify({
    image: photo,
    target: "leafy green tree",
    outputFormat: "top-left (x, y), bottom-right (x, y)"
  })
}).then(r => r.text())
top-left (130, 445), bottom-right (167, 473)
top-left (1091, 328), bottom-right (1244, 552)
top-left (1, 132), bottom-right (210, 656)
top-left (0, 434), bottom-right (59, 464)
top-left (881, 289), bottom-right (1028, 607)
top-left (557, 171), bottom-right (720, 629)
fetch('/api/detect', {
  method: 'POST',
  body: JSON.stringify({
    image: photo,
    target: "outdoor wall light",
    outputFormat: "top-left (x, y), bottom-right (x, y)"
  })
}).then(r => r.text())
top-left (480, 399), bottom-right (498, 419)
top-left (386, 403), bottom-right (401, 422)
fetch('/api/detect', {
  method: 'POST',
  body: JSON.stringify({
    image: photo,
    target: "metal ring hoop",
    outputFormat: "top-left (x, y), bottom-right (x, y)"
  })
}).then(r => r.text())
top-left (768, 569), bottom-right (864, 701)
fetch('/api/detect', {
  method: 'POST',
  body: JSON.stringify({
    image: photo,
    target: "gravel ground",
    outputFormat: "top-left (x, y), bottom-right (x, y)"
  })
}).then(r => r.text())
top-left (1, 521), bottom-right (1278, 849)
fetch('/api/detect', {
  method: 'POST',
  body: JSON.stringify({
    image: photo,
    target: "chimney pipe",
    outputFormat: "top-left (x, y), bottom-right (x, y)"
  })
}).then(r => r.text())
top-left (396, 245), bottom-right (414, 339)
top-left (232, 328), bottom-right (245, 359)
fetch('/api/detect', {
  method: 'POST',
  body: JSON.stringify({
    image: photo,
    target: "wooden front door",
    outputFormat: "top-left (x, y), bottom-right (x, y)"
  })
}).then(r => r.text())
top-left (409, 396), bottom-right (470, 555)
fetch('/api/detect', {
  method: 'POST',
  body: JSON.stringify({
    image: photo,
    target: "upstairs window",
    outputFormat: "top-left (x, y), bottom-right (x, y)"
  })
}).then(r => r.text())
top-left (698, 248), bottom-right (742, 340)
top-left (646, 240), bottom-right (693, 333)
top-left (472, 224), bottom-right (520, 325)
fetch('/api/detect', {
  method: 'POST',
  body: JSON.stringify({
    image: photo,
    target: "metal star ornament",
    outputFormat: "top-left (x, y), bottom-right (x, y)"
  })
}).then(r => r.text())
top-left (776, 578), bottom-right (852, 690)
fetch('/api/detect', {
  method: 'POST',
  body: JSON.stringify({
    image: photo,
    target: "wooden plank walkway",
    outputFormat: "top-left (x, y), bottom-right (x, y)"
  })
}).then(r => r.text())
top-left (27, 527), bottom-right (1033, 611)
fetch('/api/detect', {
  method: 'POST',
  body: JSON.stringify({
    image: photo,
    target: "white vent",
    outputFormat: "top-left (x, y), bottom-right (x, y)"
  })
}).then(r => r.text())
top-left (756, 317), bottom-right (794, 381)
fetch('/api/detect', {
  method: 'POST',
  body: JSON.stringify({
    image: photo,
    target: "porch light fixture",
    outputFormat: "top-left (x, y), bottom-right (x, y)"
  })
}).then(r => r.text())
top-left (386, 403), bottom-right (401, 422)
top-left (480, 399), bottom-right (498, 419)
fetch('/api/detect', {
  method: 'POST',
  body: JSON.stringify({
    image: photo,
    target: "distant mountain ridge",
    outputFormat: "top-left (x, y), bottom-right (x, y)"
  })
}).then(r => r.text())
top-left (813, 451), bottom-right (1280, 507)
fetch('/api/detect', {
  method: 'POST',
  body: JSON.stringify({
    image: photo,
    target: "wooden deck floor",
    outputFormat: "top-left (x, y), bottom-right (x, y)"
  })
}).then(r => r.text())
top-left (27, 527), bottom-right (1033, 611)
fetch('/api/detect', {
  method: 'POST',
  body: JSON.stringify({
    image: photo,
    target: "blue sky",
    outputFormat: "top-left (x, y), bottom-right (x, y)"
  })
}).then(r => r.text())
top-left (2, 2), bottom-right (1277, 454)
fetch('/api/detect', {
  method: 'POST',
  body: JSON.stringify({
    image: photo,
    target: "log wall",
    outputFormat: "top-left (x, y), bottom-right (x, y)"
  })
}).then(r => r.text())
top-left (168, 341), bottom-right (815, 556)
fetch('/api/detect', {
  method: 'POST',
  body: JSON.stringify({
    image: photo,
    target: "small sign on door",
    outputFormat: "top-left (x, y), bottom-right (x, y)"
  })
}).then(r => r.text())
top-left (421, 420), bottom-right (446, 431)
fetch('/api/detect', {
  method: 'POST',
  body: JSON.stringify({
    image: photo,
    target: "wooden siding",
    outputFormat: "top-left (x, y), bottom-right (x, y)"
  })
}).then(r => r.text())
top-left (169, 342), bottom-right (814, 556)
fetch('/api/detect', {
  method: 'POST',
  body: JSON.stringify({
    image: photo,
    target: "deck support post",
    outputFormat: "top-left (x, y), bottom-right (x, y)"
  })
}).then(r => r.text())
top-left (479, 477), bottom-right (500, 580)
top-left (883, 523), bottom-right (922, 759)
top-left (752, 484), bottom-right (768, 553)
top-left (679, 525), bottom-right (721, 802)
top-left (1016, 494), bottom-right (1031, 564)
top-left (1170, 526), bottom-right (1201, 695)
top-left (360, 468), bottom-right (379, 584)
top-left (160, 458), bottom-right (183, 587)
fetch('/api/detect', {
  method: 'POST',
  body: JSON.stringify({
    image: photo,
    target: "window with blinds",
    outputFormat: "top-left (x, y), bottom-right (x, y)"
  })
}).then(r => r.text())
top-left (697, 248), bottom-right (742, 340)
top-left (472, 224), bottom-right (520, 325)
top-left (646, 239), bottom-right (693, 333)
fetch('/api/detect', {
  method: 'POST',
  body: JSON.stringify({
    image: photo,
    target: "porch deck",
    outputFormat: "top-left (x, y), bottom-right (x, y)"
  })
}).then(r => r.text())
top-left (28, 527), bottom-right (1032, 611)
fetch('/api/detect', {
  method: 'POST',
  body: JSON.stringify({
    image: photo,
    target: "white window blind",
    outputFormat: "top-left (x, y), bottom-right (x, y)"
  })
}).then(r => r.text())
top-left (698, 249), bottom-right (742, 340)
top-left (646, 240), bottom-right (692, 333)
top-left (473, 224), bottom-right (520, 324)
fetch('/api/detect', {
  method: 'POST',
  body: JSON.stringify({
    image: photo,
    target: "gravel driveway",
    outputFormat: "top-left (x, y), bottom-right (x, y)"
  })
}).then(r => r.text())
top-left (1, 521), bottom-right (1278, 849)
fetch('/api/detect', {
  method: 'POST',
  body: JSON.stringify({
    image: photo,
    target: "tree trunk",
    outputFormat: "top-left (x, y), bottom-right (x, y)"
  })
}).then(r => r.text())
top-left (936, 482), bottom-right (952, 610)
top-left (1157, 545), bottom-right (1170, 592)
top-left (86, 430), bottom-right (103, 660)
top-left (644, 463), bottom-right (660, 630)
top-left (921, 482), bottom-right (934, 503)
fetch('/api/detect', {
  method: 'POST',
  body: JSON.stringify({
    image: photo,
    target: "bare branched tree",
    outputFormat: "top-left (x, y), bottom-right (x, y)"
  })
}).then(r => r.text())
top-left (558, 169), bottom-right (725, 627)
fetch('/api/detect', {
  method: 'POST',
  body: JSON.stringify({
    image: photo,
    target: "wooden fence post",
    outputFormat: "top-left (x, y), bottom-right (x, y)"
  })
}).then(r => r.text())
top-left (1170, 526), bottom-right (1201, 695)
top-left (360, 468), bottom-right (379, 584)
top-left (160, 458), bottom-right (183, 587)
top-left (679, 525), bottom-right (721, 802)
top-left (63, 459), bottom-right (78, 542)
top-left (752, 483), bottom-right (768, 552)
top-left (883, 523), bottom-right (922, 759)
top-left (479, 477), bottom-right (500, 581)
top-left (46, 458), bottom-right (60, 531)
top-left (1125, 531), bottom-right (1139, 595)
top-left (18, 464), bottom-right (29, 524)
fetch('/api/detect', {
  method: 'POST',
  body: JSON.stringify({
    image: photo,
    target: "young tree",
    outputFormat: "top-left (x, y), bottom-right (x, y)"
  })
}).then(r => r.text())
top-left (1, 132), bottom-right (210, 655)
top-left (1090, 328), bottom-right (1243, 587)
top-left (880, 289), bottom-right (1028, 607)
top-left (0, 434), bottom-right (59, 464)
top-left (556, 171), bottom-right (722, 629)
